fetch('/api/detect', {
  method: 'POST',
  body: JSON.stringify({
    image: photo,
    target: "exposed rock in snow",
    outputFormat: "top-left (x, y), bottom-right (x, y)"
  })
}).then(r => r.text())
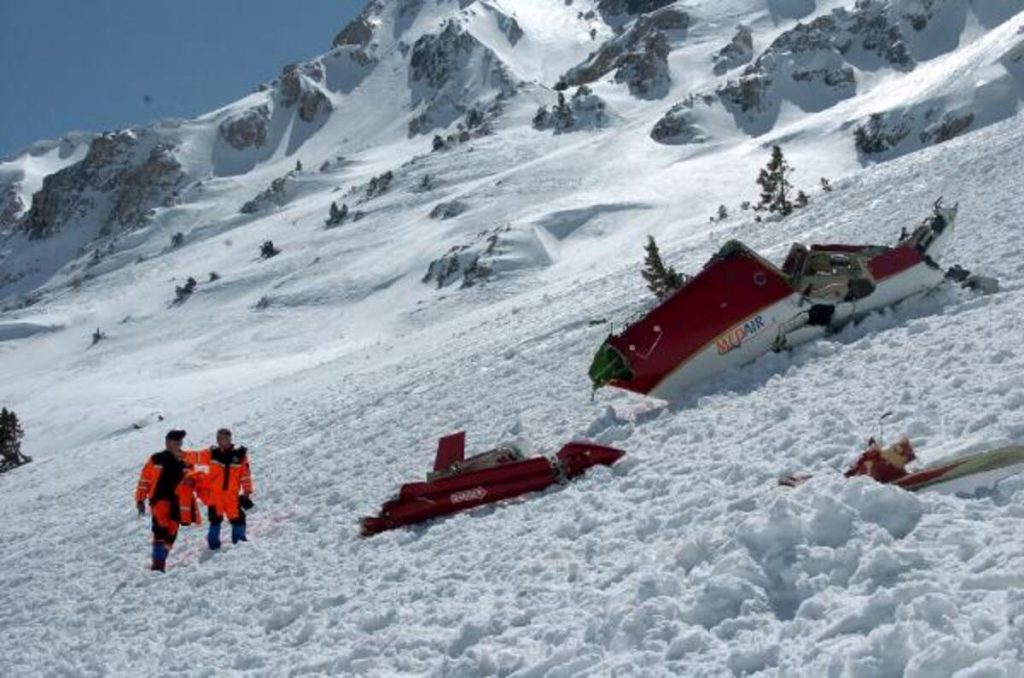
top-left (533, 86), bottom-right (612, 134)
top-left (428, 200), bottom-right (468, 220)
top-left (240, 172), bottom-right (295, 215)
top-left (21, 130), bottom-right (183, 240)
top-left (491, 8), bottom-right (524, 46)
top-left (918, 111), bottom-right (975, 145)
top-left (218, 104), bottom-right (271, 150)
top-left (854, 112), bottom-right (913, 155)
top-left (332, 5), bottom-right (377, 48)
top-left (560, 7), bottom-right (690, 99)
top-left (597, 0), bottom-right (675, 20)
top-left (407, 19), bottom-right (517, 136)
top-left (653, 0), bottom-right (922, 140)
top-left (0, 186), bottom-right (25, 229)
top-left (422, 225), bottom-right (512, 288)
top-left (650, 95), bottom-right (712, 144)
top-left (852, 22), bottom-right (1024, 160)
top-left (278, 63), bottom-right (333, 123)
top-left (712, 25), bottom-right (754, 75)
top-left (361, 170), bottom-right (394, 202)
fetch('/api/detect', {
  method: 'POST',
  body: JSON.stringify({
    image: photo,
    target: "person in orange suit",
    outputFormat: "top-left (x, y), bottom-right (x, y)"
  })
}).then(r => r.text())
top-left (201, 428), bottom-right (254, 550)
top-left (845, 437), bottom-right (916, 484)
top-left (135, 430), bottom-right (204, 571)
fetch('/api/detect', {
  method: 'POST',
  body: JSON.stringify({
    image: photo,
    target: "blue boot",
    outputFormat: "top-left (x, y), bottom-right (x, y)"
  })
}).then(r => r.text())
top-left (151, 542), bottom-right (169, 572)
top-left (231, 523), bottom-right (247, 544)
top-left (207, 524), bottom-right (222, 550)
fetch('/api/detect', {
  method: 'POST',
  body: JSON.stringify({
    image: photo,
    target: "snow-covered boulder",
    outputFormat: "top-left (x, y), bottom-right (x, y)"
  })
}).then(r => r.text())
top-left (559, 7), bottom-right (691, 99)
top-left (21, 129), bottom-right (184, 240)
top-left (712, 25), bottom-right (754, 75)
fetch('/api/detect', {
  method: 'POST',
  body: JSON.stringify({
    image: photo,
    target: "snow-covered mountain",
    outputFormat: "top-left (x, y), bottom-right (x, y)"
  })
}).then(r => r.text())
top-left (2, 1), bottom-right (1024, 675)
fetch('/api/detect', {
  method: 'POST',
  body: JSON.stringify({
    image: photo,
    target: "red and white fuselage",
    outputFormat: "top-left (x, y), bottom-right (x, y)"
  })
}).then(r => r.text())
top-left (590, 203), bottom-right (958, 401)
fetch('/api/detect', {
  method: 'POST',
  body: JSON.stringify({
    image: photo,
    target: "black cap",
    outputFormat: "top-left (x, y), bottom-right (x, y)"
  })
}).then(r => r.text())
top-left (165, 429), bottom-right (186, 441)
top-left (217, 428), bottom-right (232, 437)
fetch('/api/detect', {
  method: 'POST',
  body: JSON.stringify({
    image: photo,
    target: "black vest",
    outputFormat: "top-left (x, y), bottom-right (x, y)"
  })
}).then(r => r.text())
top-left (149, 450), bottom-right (189, 502)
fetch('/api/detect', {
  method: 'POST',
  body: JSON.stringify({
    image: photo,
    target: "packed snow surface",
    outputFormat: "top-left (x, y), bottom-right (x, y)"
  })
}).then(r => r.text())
top-left (2, 0), bottom-right (1024, 675)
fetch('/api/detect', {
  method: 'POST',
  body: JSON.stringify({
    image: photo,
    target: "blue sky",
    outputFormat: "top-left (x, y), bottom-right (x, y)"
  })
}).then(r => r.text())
top-left (0, 0), bottom-right (364, 156)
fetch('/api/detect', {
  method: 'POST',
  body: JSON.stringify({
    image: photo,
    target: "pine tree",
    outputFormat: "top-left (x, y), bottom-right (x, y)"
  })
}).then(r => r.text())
top-left (432, 134), bottom-right (446, 152)
top-left (326, 201), bottom-right (349, 227)
top-left (820, 177), bottom-right (832, 192)
top-left (260, 240), bottom-right (280, 259)
top-left (641, 236), bottom-right (687, 300)
top-left (795, 190), bottom-right (809, 208)
top-left (532, 106), bottom-right (549, 129)
top-left (295, 159), bottom-right (303, 172)
top-left (553, 92), bottom-right (574, 131)
top-left (756, 145), bottom-right (794, 216)
top-left (0, 407), bottom-right (28, 470)
top-left (173, 277), bottom-right (198, 304)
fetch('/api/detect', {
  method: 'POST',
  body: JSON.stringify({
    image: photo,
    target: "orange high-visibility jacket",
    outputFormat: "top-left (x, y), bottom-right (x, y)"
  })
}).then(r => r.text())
top-left (182, 449), bottom-right (212, 505)
top-left (135, 450), bottom-right (205, 525)
top-left (202, 445), bottom-right (254, 506)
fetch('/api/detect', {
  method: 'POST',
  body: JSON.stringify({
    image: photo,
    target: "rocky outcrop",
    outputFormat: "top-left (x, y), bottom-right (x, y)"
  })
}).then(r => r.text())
top-left (533, 86), bottom-right (611, 133)
top-left (279, 63), bottom-right (333, 123)
top-left (854, 106), bottom-right (977, 158)
top-left (919, 111), bottom-right (975, 145)
top-left (218, 105), bottom-right (270, 150)
top-left (21, 130), bottom-right (184, 240)
top-left (853, 111), bottom-right (913, 155)
top-left (407, 20), bottom-right (516, 136)
top-left (559, 8), bottom-right (690, 99)
top-left (410, 20), bottom-right (510, 91)
top-left (650, 95), bottom-right (712, 144)
top-left (712, 25), bottom-right (753, 75)
top-left (333, 8), bottom-right (377, 48)
top-left (0, 186), bottom-right (25, 229)
top-left (240, 172), bottom-right (295, 214)
top-left (652, 0), bottom-right (920, 142)
top-left (490, 7), bottom-right (524, 45)
top-left (423, 225), bottom-right (511, 289)
top-left (597, 0), bottom-right (674, 17)
top-left (428, 200), bottom-right (468, 220)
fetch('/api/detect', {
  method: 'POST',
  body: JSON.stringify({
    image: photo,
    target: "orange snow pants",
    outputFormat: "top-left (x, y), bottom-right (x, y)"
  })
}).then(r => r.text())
top-left (151, 499), bottom-right (180, 547)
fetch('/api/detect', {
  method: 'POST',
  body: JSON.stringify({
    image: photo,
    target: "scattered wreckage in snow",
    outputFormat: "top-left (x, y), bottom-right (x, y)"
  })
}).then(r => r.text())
top-left (590, 200), bottom-right (974, 401)
top-left (360, 432), bottom-right (624, 536)
top-left (781, 437), bottom-right (1024, 496)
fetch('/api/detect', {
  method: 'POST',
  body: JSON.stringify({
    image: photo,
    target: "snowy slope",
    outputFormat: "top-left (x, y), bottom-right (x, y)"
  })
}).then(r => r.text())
top-left (2, 1), bottom-right (1024, 675)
